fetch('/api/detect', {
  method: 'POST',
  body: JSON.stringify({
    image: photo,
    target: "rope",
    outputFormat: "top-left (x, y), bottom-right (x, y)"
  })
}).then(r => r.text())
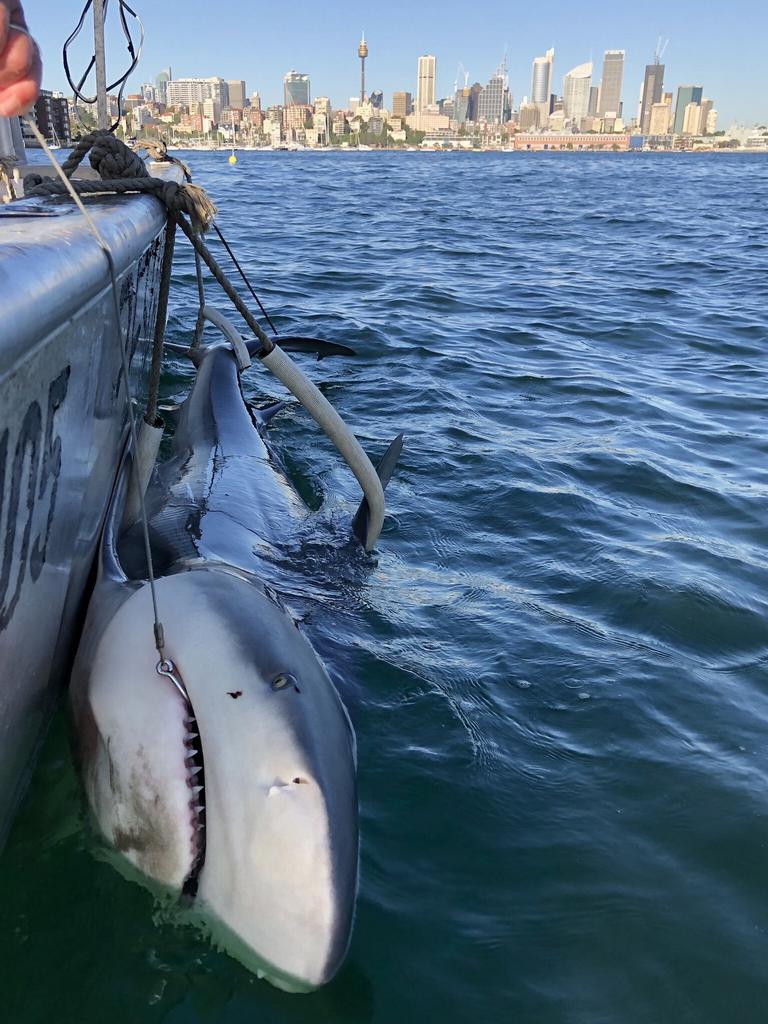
top-left (133, 139), bottom-right (192, 183)
top-left (24, 131), bottom-right (217, 234)
top-left (192, 246), bottom-right (206, 349)
top-left (144, 215), bottom-right (176, 427)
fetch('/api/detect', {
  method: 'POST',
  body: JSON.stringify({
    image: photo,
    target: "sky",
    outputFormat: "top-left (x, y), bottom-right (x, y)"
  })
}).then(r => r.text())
top-left (29, 0), bottom-right (768, 126)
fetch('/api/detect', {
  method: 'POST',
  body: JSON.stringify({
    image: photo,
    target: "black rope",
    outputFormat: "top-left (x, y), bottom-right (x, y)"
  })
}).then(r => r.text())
top-left (144, 215), bottom-right (177, 427)
top-left (63, 0), bottom-right (144, 133)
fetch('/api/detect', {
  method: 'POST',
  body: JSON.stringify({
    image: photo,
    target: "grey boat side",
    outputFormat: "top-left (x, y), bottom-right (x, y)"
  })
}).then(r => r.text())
top-left (0, 192), bottom-right (168, 848)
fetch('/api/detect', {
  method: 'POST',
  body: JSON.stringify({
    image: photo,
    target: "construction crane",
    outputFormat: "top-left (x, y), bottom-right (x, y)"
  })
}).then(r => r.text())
top-left (654, 36), bottom-right (669, 64)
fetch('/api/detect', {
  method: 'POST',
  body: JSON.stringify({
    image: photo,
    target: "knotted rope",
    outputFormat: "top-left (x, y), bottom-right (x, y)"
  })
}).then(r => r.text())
top-left (23, 130), bottom-right (216, 234)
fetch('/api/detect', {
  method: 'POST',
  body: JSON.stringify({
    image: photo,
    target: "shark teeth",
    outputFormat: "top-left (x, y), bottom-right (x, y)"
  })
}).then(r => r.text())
top-left (181, 703), bottom-right (206, 898)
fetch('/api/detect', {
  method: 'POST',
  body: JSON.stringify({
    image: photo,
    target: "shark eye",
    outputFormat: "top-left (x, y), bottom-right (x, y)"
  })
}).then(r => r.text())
top-left (271, 673), bottom-right (296, 692)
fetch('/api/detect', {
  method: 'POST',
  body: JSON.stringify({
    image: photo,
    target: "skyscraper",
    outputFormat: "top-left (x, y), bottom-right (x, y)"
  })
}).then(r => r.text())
top-left (699, 98), bottom-right (714, 135)
top-left (154, 67), bottom-right (171, 105)
top-left (416, 55), bottom-right (436, 112)
top-left (284, 70), bottom-right (310, 107)
top-left (639, 62), bottom-right (664, 135)
top-left (649, 99), bottom-right (672, 135)
top-left (358, 34), bottom-right (368, 104)
top-left (531, 48), bottom-right (554, 118)
top-left (562, 62), bottom-right (592, 126)
top-left (454, 87), bottom-right (471, 124)
top-left (477, 60), bottom-right (509, 123)
top-left (392, 91), bottom-right (412, 117)
top-left (597, 50), bottom-right (625, 117)
top-left (673, 85), bottom-right (703, 134)
top-left (227, 80), bottom-right (246, 109)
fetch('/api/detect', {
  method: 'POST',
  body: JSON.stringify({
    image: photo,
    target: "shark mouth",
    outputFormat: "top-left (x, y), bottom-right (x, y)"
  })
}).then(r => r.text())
top-left (182, 700), bottom-right (207, 900)
top-left (156, 658), bottom-right (207, 899)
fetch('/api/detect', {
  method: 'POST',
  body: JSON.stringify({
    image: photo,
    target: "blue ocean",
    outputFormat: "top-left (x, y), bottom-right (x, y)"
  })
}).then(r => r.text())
top-left (2, 151), bottom-right (767, 1023)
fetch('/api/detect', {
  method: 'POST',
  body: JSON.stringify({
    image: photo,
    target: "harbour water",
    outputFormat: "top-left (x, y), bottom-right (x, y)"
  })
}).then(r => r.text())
top-left (2, 152), bottom-right (767, 1023)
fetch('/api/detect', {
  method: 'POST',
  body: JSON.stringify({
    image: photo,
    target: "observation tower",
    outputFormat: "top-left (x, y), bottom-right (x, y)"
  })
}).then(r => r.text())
top-left (358, 33), bottom-right (368, 104)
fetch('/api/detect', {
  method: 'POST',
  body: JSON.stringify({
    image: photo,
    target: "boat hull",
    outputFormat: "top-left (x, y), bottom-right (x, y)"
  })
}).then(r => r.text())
top-left (0, 193), bottom-right (167, 847)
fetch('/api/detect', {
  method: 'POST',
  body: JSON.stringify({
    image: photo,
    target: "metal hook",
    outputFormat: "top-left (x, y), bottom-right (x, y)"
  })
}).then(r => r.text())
top-left (156, 657), bottom-right (190, 702)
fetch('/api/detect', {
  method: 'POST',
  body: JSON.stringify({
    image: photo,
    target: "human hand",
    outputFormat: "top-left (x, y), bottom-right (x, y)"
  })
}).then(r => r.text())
top-left (0, 1), bottom-right (41, 117)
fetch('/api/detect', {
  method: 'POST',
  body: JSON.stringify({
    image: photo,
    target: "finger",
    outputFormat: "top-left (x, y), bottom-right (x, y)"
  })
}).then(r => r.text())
top-left (0, 25), bottom-right (37, 88)
top-left (0, 0), bottom-right (31, 55)
top-left (0, 43), bottom-right (40, 116)
top-left (0, 5), bottom-right (9, 53)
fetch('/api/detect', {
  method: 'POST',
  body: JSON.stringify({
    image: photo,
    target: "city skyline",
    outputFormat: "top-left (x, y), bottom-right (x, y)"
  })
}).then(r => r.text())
top-left (29, 0), bottom-right (768, 126)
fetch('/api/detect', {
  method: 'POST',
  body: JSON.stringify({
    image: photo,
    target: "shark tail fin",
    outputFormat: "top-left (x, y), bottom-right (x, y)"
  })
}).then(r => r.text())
top-left (352, 433), bottom-right (404, 547)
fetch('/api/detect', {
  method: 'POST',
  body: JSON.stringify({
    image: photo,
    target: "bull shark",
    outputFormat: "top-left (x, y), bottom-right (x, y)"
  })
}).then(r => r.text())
top-left (69, 329), bottom-right (402, 991)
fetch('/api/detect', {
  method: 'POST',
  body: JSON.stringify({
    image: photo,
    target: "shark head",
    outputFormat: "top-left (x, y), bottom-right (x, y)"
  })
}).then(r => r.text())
top-left (71, 567), bottom-right (358, 991)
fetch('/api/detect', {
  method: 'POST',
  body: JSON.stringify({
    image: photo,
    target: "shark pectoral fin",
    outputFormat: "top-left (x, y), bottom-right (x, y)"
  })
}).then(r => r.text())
top-left (352, 433), bottom-right (404, 547)
top-left (245, 338), bottom-right (357, 360)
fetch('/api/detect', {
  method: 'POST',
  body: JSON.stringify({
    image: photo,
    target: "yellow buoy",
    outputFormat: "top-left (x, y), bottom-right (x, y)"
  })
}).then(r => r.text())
top-left (228, 153), bottom-right (237, 165)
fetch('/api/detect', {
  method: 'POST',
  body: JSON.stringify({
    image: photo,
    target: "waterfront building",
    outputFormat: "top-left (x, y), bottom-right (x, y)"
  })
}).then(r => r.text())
top-left (406, 110), bottom-right (451, 133)
top-left (699, 98), bottom-right (714, 135)
top-left (416, 55), bottom-right (437, 113)
top-left (30, 90), bottom-right (72, 145)
top-left (477, 61), bottom-right (510, 124)
top-left (154, 68), bottom-right (171, 105)
top-left (562, 62), bottom-right (592, 127)
top-left (246, 107), bottom-right (264, 129)
top-left (332, 112), bottom-right (348, 136)
top-left (649, 99), bottom-right (672, 135)
top-left (227, 80), bottom-right (247, 109)
top-left (358, 34), bottom-right (368, 103)
top-left (706, 107), bottom-right (718, 134)
top-left (284, 70), bottom-right (310, 107)
top-left (283, 104), bottom-right (312, 131)
top-left (167, 77), bottom-right (229, 108)
top-left (370, 90), bottom-right (384, 109)
top-left (465, 82), bottom-right (481, 122)
top-left (202, 98), bottom-right (221, 123)
top-left (597, 50), bottom-right (624, 117)
top-left (682, 102), bottom-right (704, 136)
top-left (639, 61), bottom-right (664, 135)
top-left (673, 85), bottom-right (703, 134)
top-left (531, 48), bottom-right (554, 120)
top-left (518, 101), bottom-right (540, 131)
top-left (588, 85), bottom-right (599, 116)
top-left (454, 86), bottom-right (470, 124)
top-left (514, 132), bottom-right (630, 151)
top-left (392, 91), bottom-right (412, 117)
